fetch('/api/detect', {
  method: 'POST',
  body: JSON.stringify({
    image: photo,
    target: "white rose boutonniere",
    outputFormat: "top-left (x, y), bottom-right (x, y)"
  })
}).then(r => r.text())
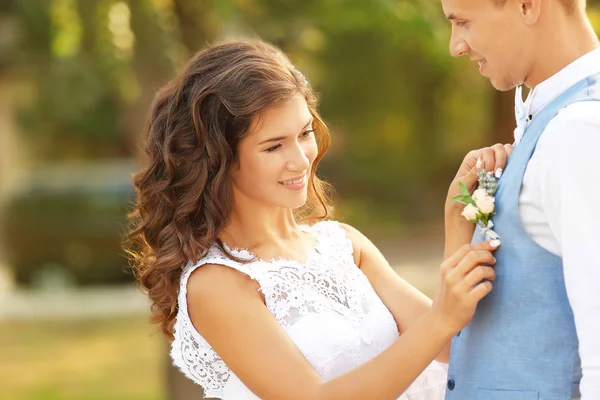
top-left (451, 159), bottom-right (500, 241)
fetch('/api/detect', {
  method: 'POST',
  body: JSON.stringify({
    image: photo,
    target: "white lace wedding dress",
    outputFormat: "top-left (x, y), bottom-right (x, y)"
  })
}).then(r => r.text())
top-left (171, 220), bottom-right (448, 399)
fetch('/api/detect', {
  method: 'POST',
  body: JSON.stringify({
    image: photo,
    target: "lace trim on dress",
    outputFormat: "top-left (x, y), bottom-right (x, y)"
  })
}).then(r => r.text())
top-left (171, 254), bottom-right (251, 397)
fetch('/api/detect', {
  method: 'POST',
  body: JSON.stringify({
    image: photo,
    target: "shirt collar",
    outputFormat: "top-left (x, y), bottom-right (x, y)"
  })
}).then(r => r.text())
top-left (524, 46), bottom-right (600, 118)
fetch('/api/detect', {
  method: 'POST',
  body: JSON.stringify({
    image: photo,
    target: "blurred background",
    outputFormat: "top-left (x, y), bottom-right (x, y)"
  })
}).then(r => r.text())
top-left (0, 0), bottom-right (598, 399)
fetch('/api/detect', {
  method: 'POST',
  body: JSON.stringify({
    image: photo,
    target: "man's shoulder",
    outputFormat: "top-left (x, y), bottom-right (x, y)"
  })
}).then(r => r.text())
top-left (553, 100), bottom-right (600, 127)
top-left (539, 100), bottom-right (600, 151)
top-left (532, 100), bottom-right (600, 185)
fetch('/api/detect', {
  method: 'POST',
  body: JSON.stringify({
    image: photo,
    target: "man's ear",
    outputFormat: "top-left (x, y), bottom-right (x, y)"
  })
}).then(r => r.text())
top-left (520, 0), bottom-right (542, 25)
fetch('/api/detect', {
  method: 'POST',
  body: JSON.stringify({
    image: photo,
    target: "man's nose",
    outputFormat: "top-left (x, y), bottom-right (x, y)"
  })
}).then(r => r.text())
top-left (449, 32), bottom-right (469, 58)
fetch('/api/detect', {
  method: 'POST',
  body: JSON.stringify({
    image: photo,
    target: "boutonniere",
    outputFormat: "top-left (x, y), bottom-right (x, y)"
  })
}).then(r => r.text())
top-left (451, 159), bottom-right (500, 241)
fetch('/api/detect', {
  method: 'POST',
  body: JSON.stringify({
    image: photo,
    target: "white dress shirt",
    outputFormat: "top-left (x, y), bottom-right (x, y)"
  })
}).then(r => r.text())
top-left (516, 46), bottom-right (600, 400)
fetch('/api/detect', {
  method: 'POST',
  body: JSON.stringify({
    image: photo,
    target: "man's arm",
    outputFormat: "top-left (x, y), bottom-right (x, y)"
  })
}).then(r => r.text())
top-left (541, 106), bottom-right (600, 399)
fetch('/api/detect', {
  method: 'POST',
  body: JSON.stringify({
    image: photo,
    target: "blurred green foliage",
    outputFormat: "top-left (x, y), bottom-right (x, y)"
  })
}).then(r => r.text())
top-left (1, 0), bottom-right (495, 223)
top-left (2, 0), bottom-right (598, 220)
top-left (0, 0), bottom-right (599, 285)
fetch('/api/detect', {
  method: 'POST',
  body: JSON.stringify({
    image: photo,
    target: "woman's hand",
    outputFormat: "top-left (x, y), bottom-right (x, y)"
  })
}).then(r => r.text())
top-left (432, 240), bottom-right (500, 334)
top-left (446, 143), bottom-right (514, 210)
top-left (443, 143), bottom-right (513, 259)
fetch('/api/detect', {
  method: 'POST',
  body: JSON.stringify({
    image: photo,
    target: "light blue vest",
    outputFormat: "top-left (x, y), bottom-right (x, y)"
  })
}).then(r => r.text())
top-left (446, 72), bottom-right (600, 400)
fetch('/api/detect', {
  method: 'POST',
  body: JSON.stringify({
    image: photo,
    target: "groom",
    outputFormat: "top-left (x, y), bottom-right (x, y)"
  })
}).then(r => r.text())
top-left (441, 0), bottom-right (600, 399)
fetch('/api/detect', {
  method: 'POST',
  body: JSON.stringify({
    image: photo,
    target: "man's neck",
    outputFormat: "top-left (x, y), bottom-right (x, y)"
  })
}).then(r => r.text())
top-left (525, 13), bottom-right (599, 89)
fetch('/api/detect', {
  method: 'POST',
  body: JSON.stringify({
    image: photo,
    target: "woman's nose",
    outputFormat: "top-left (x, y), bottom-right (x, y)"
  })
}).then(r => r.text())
top-left (286, 144), bottom-right (311, 171)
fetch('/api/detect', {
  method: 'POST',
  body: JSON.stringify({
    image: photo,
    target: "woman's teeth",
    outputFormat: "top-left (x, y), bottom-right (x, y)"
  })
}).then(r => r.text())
top-left (281, 177), bottom-right (304, 185)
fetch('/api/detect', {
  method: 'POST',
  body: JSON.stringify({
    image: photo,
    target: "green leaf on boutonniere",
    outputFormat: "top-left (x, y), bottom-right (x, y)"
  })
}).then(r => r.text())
top-left (459, 182), bottom-right (471, 197)
top-left (450, 195), bottom-right (468, 205)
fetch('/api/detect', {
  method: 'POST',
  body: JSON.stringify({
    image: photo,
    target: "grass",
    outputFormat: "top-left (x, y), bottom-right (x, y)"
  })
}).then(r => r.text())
top-left (0, 315), bottom-right (165, 400)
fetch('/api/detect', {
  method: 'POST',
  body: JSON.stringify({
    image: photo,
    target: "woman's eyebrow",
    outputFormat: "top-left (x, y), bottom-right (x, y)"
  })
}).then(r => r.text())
top-left (257, 117), bottom-right (314, 145)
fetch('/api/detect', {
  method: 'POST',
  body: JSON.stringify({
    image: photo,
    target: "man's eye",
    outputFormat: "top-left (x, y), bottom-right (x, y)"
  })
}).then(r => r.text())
top-left (456, 20), bottom-right (468, 27)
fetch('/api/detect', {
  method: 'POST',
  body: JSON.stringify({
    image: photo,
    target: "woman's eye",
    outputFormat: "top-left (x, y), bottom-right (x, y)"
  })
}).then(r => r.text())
top-left (456, 20), bottom-right (468, 27)
top-left (266, 144), bottom-right (282, 152)
top-left (301, 129), bottom-right (315, 138)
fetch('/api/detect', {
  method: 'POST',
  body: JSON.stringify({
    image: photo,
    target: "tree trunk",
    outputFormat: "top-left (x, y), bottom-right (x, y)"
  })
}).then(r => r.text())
top-left (172, 0), bottom-right (218, 53)
top-left (491, 89), bottom-right (516, 144)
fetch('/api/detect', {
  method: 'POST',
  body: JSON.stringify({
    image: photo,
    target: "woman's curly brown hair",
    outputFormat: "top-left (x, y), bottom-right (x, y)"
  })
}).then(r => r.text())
top-left (125, 40), bottom-right (334, 339)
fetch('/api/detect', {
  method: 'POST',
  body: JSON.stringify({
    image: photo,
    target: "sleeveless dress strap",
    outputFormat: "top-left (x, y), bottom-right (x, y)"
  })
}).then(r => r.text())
top-left (171, 248), bottom-right (258, 398)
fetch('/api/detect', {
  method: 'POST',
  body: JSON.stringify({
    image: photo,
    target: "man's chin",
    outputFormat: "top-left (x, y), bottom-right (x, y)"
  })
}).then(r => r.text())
top-left (490, 77), bottom-right (519, 92)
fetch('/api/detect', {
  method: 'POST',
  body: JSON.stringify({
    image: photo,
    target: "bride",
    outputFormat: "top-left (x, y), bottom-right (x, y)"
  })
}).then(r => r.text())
top-left (127, 39), bottom-right (510, 399)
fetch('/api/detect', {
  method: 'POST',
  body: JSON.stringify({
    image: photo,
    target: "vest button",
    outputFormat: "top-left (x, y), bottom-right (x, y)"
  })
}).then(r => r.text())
top-left (447, 379), bottom-right (456, 390)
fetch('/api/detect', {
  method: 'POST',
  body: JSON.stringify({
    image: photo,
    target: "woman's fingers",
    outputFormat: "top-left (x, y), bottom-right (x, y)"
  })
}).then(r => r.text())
top-left (474, 142), bottom-right (513, 178)
top-left (453, 250), bottom-right (496, 277)
top-left (441, 240), bottom-right (500, 275)
top-left (459, 265), bottom-right (496, 291)
top-left (435, 241), bottom-right (500, 333)
top-left (491, 143), bottom-right (507, 178)
top-left (463, 149), bottom-right (481, 172)
top-left (475, 143), bottom-right (513, 178)
top-left (477, 147), bottom-right (496, 173)
top-left (445, 250), bottom-right (496, 290)
top-left (469, 280), bottom-right (494, 301)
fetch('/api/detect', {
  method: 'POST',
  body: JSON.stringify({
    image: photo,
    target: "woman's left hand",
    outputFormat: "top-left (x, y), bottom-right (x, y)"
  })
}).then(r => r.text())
top-left (445, 143), bottom-right (514, 212)
top-left (443, 143), bottom-right (513, 259)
